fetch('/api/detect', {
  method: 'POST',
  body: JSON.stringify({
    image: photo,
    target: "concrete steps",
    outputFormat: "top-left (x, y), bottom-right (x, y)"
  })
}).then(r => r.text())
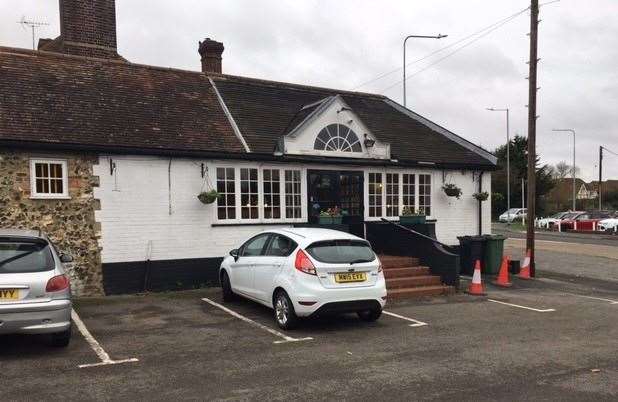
top-left (379, 255), bottom-right (455, 300)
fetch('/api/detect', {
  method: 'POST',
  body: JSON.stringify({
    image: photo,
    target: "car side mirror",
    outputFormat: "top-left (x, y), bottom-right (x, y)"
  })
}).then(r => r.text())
top-left (60, 254), bottom-right (73, 263)
top-left (229, 249), bottom-right (239, 262)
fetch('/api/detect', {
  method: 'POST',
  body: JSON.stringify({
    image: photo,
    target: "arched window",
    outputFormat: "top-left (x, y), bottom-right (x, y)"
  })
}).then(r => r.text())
top-left (314, 124), bottom-right (362, 153)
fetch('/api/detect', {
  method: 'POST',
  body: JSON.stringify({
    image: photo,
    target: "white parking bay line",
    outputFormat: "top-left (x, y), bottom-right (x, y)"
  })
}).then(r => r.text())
top-left (383, 310), bottom-right (428, 327)
top-left (566, 293), bottom-right (618, 305)
top-left (201, 298), bottom-right (313, 344)
top-left (487, 299), bottom-right (556, 313)
top-left (72, 309), bottom-right (139, 369)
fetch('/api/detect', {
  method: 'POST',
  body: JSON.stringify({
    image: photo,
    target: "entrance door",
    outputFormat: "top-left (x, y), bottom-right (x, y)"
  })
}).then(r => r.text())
top-left (307, 170), bottom-right (364, 232)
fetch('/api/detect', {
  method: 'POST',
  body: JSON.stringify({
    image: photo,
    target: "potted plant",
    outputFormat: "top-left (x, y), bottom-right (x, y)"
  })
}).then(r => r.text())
top-left (472, 191), bottom-right (489, 202)
top-left (197, 189), bottom-right (220, 204)
top-left (442, 183), bottom-right (462, 199)
top-left (318, 206), bottom-right (343, 224)
top-left (399, 206), bottom-right (426, 225)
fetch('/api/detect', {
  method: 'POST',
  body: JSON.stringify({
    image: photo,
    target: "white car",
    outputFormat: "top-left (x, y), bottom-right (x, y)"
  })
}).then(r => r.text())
top-left (499, 208), bottom-right (527, 223)
top-left (536, 212), bottom-right (570, 229)
top-left (597, 218), bottom-right (618, 232)
top-left (219, 228), bottom-right (387, 330)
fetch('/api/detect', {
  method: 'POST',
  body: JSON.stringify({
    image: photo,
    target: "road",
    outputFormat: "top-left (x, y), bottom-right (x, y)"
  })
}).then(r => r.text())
top-left (493, 222), bottom-right (618, 247)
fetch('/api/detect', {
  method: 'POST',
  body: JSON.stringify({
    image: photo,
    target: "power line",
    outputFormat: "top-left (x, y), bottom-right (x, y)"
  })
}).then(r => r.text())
top-left (350, 6), bottom-right (531, 91)
top-left (602, 146), bottom-right (618, 157)
top-left (378, 7), bottom-right (529, 94)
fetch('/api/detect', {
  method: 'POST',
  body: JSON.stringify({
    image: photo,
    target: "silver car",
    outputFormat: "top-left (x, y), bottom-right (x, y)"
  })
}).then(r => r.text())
top-left (0, 229), bottom-right (72, 347)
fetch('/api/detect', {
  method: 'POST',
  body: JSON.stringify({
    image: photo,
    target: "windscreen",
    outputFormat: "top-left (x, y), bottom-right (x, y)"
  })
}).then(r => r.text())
top-left (306, 239), bottom-right (375, 264)
top-left (0, 240), bottom-right (54, 274)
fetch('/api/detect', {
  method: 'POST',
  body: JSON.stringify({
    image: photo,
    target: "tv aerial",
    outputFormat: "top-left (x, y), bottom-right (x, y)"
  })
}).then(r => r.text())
top-left (17, 16), bottom-right (49, 50)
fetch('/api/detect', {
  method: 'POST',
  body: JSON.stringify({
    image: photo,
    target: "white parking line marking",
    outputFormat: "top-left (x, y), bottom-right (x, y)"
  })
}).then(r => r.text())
top-left (487, 299), bottom-right (556, 312)
top-left (566, 294), bottom-right (618, 304)
top-left (383, 310), bottom-right (428, 327)
top-left (201, 298), bottom-right (313, 344)
top-left (72, 309), bottom-right (139, 369)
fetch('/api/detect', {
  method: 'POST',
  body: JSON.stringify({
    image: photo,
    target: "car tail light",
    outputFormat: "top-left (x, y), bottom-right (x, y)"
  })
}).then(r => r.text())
top-left (377, 257), bottom-right (383, 273)
top-left (295, 249), bottom-right (316, 275)
top-left (46, 274), bottom-right (70, 292)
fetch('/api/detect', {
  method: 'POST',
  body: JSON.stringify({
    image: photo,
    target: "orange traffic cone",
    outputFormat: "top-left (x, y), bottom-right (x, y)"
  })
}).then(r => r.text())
top-left (467, 260), bottom-right (486, 296)
top-left (518, 250), bottom-right (532, 280)
top-left (492, 256), bottom-right (512, 287)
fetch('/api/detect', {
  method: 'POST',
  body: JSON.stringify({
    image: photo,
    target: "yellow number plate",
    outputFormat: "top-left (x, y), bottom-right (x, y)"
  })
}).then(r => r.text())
top-left (334, 272), bottom-right (367, 283)
top-left (0, 289), bottom-right (19, 300)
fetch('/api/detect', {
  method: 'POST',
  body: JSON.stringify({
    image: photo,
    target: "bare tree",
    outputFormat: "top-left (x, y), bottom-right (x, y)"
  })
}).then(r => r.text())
top-left (554, 161), bottom-right (579, 179)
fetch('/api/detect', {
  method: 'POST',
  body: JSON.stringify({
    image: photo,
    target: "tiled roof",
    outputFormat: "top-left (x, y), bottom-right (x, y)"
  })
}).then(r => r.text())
top-left (0, 46), bottom-right (495, 168)
top-left (211, 75), bottom-right (495, 167)
top-left (0, 47), bottom-right (244, 154)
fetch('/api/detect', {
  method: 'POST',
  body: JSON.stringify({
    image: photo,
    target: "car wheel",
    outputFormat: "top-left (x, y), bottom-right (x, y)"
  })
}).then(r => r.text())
top-left (273, 290), bottom-right (298, 330)
top-left (50, 326), bottom-right (72, 348)
top-left (357, 309), bottom-right (382, 322)
top-left (221, 271), bottom-right (235, 302)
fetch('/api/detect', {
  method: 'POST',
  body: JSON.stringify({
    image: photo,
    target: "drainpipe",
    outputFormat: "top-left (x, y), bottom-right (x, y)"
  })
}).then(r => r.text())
top-left (478, 172), bottom-right (484, 235)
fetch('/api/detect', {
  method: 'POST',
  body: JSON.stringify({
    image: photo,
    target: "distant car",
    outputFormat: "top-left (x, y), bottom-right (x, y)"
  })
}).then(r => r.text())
top-left (499, 208), bottom-right (527, 223)
top-left (0, 229), bottom-right (72, 347)
top-left (536, 212), bottom-right (571, 229)
top-left (597, 218), bottom-right (618, 232)
top-left (559, 211), bottom-right (612, 231)
top-left (219, 228), bottom-right (387, 330)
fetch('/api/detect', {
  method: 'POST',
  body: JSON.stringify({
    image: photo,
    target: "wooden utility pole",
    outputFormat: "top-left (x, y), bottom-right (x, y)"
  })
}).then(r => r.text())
top-left (526, 0), bottom-right (539, 277)
top-left (598, 146), bottom-right (603, 210)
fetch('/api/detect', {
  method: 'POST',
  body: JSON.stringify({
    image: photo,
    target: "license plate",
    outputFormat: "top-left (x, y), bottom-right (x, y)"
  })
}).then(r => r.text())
top-left (334, 272), bottom-right (367, 283)
top-left (0, 289), bottom-right (19, 300)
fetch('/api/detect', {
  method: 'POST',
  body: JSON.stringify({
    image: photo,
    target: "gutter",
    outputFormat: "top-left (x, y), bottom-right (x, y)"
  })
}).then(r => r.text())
top-left (0, 140), bottom-right (498, 171)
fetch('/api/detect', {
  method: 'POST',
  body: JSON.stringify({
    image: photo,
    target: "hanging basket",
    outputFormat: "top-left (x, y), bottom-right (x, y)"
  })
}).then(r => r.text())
top-left (472, 191), bottom-right (489, 202)
top-left (442, 184), bottom-right (462, 199)
top-left (197, 190), bottom-right (219, 204)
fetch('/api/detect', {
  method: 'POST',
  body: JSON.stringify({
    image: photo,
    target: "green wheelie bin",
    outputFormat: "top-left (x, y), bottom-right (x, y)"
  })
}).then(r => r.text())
top-left (483, 235), bottom-right (506, 275)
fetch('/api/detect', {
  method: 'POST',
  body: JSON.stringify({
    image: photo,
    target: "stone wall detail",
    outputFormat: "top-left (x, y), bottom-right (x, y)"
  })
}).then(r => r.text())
top-left (0, 149), bottom-right (102, 296)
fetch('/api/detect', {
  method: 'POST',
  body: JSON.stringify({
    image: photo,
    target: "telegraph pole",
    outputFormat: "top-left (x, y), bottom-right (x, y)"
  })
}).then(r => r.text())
top-left (526, 0), bottom-right (539, 277)
top-left (599, 146), bottom-right (603, 210)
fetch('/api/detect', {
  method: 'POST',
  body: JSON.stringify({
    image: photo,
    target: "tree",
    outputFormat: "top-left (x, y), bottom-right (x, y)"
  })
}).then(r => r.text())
top-left (553, 161), bottom-right (580, 180)
top-left (491, 135), bottom-right (556, 218)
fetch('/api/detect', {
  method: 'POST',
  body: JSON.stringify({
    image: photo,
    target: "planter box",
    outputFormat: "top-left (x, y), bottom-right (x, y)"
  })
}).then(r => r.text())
top-left (399, 215), bottom-right (426, 225)
top-left (318, 216), bottom-right (343, 224)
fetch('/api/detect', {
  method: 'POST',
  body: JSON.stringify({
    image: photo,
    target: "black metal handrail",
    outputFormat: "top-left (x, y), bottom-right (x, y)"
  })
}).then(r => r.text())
top-left (379, 218), bottom-right (455, 251)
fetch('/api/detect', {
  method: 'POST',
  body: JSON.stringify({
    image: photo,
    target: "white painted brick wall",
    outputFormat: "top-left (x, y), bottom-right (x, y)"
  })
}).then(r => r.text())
top-left (93, 155), bottom-right (491, 263)
top-left (432, 171), bottom-right (492, 244)
top-left (93, 156), bottom-right (292, 263)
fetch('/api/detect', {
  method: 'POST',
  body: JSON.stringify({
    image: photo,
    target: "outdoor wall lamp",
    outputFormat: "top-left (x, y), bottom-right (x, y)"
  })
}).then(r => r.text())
top-left (364, 134), bottom-right (375, 148)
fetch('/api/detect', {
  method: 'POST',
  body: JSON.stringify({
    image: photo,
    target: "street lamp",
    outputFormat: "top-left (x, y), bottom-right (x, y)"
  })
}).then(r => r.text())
top-left (403, 33), bottom-right (447, 108)
top-left (487, 107), bottom-right (510, 223)
top-left (552, 128), bottom-right (576, 211)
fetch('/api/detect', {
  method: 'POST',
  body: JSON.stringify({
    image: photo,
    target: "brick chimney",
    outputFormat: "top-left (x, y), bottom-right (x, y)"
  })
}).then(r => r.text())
top-left (38, 0), bottom-right (121, 59)
top-left (198, 38), bottom-right (224, 74)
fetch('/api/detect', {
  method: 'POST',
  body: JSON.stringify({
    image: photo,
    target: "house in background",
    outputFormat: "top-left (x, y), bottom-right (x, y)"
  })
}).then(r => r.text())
top-left (0, 0), bottom-right (496, 296)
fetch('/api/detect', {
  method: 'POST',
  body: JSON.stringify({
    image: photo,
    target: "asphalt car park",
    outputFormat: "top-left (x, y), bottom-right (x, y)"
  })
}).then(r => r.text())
top-left (2, 273), bottom-right (616, 401)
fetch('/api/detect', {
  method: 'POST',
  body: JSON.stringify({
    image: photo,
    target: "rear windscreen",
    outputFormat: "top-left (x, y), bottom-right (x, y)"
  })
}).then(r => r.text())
top-left (0, 240), bottom-right (54, 274)
top-left (306, 240), bottom-right (375, 264)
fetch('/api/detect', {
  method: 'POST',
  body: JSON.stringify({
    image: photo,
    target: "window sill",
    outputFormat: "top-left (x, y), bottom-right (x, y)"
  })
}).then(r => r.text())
top-left (212, 221), bottom-right (305, 227)
top-left (29, 195), bottom-right (71, 200)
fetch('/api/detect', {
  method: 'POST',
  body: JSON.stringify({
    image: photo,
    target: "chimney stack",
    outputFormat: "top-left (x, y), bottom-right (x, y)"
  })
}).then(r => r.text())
top-left (39, 0), bottom-right (121, 59)
top-left (198, 38), bottom-right (224, 74)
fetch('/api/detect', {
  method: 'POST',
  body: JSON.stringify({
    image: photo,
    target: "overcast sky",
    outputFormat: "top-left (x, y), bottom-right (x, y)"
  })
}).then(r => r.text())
top-left (2, 0), bottom-right (617, 181)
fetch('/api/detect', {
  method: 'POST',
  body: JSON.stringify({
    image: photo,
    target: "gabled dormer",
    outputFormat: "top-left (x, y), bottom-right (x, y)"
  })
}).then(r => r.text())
top-left (280, 95), bottom-right (390, 159)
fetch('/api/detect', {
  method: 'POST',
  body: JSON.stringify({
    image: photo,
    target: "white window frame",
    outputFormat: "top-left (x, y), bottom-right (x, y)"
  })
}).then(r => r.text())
top-left (213, 163), bottom-right (306, 224)
top-left (364, 170), bottom-right (433, 221)
top-left (29, 159), bottom-right (70, 199)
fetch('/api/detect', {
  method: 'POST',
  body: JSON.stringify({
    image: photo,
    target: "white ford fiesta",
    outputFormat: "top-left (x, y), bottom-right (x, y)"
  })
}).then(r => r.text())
top-left (219, 228), bottom-right (387, 329)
